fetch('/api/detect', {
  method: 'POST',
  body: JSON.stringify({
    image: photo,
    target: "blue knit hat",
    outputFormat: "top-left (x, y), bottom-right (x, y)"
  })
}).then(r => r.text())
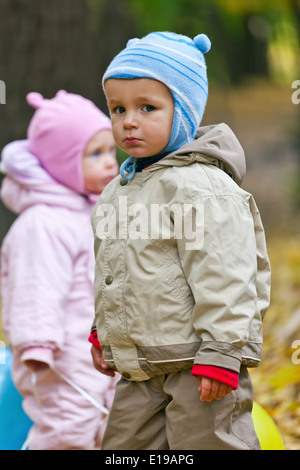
top-left (103, 31), bottom-right (211, 179)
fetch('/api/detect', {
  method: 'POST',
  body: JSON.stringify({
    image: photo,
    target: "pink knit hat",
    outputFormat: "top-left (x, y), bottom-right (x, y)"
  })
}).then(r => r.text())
top-left (27, 90), bottom-right (112, 195)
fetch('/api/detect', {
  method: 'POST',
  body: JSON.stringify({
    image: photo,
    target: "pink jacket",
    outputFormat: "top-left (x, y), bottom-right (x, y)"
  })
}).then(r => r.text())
top-left (0, 140), bottom-right (115, 449)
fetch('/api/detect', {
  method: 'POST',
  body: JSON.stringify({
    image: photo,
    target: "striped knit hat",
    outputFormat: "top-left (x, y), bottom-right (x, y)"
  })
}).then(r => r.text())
top-left (103, 32), bottom-right (211, 161)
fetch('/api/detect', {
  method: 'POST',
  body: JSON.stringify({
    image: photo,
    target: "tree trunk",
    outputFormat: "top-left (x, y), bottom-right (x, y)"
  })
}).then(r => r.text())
top-left (0, 0), bottom-right (135, 243)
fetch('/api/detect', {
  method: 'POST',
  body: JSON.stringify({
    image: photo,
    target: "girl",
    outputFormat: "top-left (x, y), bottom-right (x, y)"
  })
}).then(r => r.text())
top-left (0, 90), bottom-right (119, 449)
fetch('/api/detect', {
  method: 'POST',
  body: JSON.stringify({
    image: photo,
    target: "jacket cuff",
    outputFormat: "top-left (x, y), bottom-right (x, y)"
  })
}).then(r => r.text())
top-left (21, 347), bottom-right (54, 368)
top-left (88, 331), bottom-right (101, 350)
top-left (194, 341), bottom-right (242, 373)
top-left (191, 364), bottom-right (239, 390)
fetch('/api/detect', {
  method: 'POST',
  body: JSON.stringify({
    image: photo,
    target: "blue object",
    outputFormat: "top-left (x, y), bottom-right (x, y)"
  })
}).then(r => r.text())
top-left (0, 346), bottom-right (33, 450)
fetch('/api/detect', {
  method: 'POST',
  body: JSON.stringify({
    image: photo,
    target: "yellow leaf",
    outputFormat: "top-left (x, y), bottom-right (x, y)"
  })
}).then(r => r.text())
top-left (270, 364), bottom-right (300, 389)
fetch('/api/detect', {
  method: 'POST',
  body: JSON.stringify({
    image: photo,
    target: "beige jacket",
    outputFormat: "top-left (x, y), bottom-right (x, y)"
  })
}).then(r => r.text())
top-left (91, 123), bottom-right (271, 382)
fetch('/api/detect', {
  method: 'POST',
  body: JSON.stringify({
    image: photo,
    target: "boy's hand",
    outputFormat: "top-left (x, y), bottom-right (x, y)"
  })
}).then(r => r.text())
top-left (91, 345), bottom-right (115, 377)
top-left (197, 375), bottom-right (233, 402)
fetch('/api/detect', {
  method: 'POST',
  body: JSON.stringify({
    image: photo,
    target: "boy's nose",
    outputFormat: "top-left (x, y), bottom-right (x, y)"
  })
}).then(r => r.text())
top-left (123, 111), bottom-right (139, 129)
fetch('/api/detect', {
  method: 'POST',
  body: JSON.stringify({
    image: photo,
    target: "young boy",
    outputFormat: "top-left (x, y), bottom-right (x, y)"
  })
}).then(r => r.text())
top-left (90, 32), bottom-right (271, 450)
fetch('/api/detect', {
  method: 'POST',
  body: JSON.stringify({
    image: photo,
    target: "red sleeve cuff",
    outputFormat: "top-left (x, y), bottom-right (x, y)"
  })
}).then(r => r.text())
top-left (191, 364), bottom-right (239, 390)
top-left (88, 331), bottom-right (101, 350)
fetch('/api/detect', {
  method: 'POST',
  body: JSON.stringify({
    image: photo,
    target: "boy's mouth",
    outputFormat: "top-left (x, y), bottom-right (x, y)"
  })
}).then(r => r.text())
top-left (124, 136), bottom-right (141, 145)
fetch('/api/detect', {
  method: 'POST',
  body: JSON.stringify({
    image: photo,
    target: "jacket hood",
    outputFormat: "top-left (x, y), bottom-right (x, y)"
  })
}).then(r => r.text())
top-left (0, 140), bottom-right (96, 214)
top-left (149, 123), bottom-right (246, 186)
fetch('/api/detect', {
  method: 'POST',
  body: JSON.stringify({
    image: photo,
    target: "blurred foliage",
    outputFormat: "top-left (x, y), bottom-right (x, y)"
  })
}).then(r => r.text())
top-left (251, 234), bottom-right (300, 450)
top-left (1, 0), bottom-right (299, 231)
top-left (118, 0), bottom-right (300, 85)
top-left (0, 0), bottom-right (299, 140)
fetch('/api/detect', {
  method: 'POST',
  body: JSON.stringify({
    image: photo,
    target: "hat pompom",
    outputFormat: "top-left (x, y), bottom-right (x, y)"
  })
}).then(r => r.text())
top-left (126, 38), bottom-right (140, 47)
top-left (26, 92), bottom-right (45, 109)
top-left (193, 34), bottom-right (211, 54)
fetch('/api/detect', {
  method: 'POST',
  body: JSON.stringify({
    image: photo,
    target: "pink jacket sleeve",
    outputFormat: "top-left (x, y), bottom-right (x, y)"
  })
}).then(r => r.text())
top-left (1, 207), bottom-right (75, 356)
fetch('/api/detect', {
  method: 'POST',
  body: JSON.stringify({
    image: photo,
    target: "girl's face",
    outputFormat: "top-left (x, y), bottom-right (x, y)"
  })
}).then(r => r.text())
top-left (82, 130), bottom-right (118, 194)
top-left (104, 78), bottom-right (174, 159)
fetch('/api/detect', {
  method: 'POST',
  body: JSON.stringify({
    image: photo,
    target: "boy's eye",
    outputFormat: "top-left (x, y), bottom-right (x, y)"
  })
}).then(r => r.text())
top-left (142, 105), bottom-right (155, 112)
top-left (115, 106), bottom-right (125, 114)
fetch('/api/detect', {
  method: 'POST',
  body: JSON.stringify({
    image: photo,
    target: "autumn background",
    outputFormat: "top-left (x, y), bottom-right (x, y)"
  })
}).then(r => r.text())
top-left (0, 0), bottom-right (300, 450)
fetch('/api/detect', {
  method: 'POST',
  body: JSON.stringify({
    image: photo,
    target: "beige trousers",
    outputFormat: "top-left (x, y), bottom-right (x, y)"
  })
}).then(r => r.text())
top-left (102, 366), bottom-right (260, 450)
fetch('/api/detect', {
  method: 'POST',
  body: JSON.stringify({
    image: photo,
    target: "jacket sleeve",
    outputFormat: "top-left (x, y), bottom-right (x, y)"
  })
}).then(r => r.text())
top-left (1, 209), bottom-right (75, 355)
top-left (175, 194), bottom-right (262, 373)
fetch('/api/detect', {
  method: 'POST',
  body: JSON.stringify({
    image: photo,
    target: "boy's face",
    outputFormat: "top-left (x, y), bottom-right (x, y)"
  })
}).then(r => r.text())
top-left (104, 78), bottom-right (174, 159)
top-left (82, 130), bottom-right (118, 193)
